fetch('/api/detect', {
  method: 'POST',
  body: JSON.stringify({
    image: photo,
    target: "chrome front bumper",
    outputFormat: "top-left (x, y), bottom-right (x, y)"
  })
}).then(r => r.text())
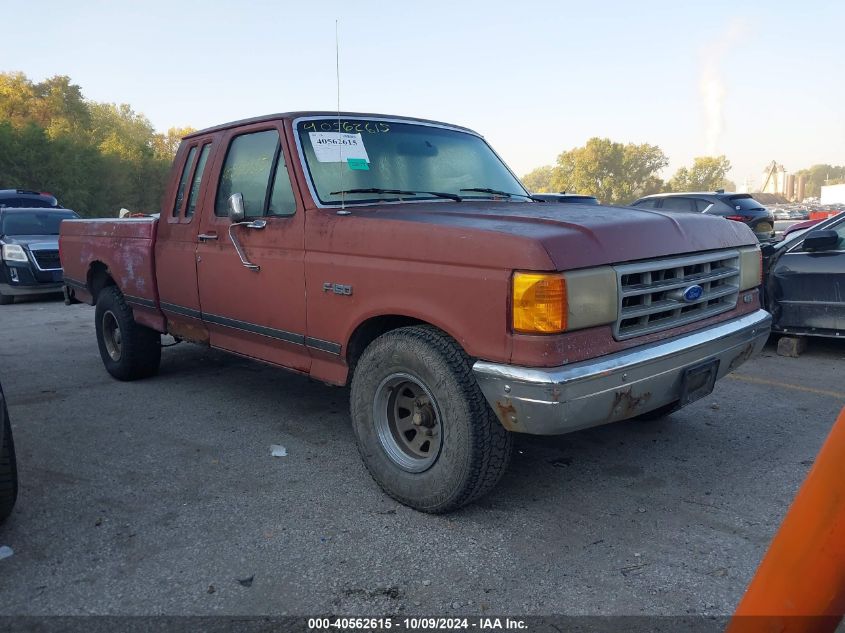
top-left (473, 309), bottom-right (772, 435)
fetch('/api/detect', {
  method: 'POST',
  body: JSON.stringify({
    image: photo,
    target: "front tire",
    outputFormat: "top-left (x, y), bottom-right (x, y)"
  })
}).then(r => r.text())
top-left (95, 286), bottom-right (161, 381)
top-left (0, 388), bottom-right (18, 524)
top-left (350, 326), bottom-right (512, 513)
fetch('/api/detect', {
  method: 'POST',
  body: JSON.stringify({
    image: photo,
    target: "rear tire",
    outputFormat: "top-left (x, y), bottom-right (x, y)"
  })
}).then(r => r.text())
top-left (0, 292), bottom-right (13, 305)
top-left (350, 326), bottom-right (513, 513)
top-left (95, 286), bottom-right (161, 381)
top-left (0, 389), bottom-right (18, 524)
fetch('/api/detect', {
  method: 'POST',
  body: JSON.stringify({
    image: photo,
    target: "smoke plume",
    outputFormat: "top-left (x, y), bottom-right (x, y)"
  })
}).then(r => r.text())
top-left (699, 20), bottom-right (745, 155)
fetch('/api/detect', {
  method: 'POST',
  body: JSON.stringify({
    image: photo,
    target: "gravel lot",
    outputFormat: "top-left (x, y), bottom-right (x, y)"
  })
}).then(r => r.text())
top-left (0, 296), bottom-right (842, 617)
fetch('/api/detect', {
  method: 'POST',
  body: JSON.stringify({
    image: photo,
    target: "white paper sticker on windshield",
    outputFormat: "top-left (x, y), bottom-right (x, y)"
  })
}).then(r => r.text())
top-left (309, 132), bottom-right (370, 163)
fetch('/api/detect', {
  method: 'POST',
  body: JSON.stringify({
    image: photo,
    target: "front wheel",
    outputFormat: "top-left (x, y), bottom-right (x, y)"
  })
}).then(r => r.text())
top-left (95, 286), bottom-right (161, 381)
top-left (350, 326), bottom-right (513, 513)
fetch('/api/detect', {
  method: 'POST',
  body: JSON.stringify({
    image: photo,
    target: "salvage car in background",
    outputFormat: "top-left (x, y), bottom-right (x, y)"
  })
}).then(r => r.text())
top-left (0, 378), bottom-right (18, 523)
top-left (531, 193), bottom-right (599, 205)
top-left (631, 191), bottom-right (775, 240)
top-left (0, 207), bottom-right (80, 304)
top-left (763, 212), bottom-right (845, 338)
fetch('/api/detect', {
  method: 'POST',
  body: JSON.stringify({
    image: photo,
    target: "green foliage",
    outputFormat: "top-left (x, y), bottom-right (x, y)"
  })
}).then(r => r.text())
top-left (667, 155), bottom-right (732, 193)
top-left (0, 72), bottom-right (193, 217)
top-left (522, 165), bottom-right (555, 193)
top-left (523, 138), bottom-right (667, 204)
top-left (794, 164), bottom-right (845, 198)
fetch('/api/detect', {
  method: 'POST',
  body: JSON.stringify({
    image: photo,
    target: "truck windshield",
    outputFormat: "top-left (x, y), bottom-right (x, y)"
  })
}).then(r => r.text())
top-left (1, 210), bottom-right (79, 236)
top-left (296, 118), bottom-right (528, 205)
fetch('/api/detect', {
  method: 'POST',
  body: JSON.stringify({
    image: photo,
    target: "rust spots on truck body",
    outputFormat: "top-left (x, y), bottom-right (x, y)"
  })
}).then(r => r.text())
top-left (495, 399), bottom-right (520, 431)
top-left (728, 342), bottom-right (756, 372)
top-left (609, 387), bottom-right (651, 421)
top-left (167, 319), bottom-right (210, 345)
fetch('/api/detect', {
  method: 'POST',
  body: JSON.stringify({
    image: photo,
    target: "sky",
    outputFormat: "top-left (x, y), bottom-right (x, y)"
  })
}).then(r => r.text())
top-left (3, 0), bottom-right (844, 187)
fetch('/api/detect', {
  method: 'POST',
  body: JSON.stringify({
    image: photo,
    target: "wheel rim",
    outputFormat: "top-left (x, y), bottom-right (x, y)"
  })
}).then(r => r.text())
top-left (102, 310), bottom-right (122, 361)
top-left (373, 372), bottom-right (443, 473)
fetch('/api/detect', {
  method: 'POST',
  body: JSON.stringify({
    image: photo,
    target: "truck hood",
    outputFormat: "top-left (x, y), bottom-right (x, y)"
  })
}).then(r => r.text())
top-left (347, 201), bottom-right (757, 270)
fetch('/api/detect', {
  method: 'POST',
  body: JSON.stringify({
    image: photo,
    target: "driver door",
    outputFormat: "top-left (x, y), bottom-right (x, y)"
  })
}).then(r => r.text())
top-left (194, 122), bottom-right (310, 373)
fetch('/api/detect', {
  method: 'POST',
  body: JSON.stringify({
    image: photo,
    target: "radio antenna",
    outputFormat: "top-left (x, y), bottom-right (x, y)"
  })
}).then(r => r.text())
top-left (336, 19), bottom-right (345, 212)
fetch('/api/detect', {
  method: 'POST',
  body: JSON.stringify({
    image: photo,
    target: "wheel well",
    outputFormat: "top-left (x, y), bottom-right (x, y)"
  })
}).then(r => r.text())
top-left (87, 262), bottom-right (115, 303)
top-left (346, 315), bottom-right (427, 373)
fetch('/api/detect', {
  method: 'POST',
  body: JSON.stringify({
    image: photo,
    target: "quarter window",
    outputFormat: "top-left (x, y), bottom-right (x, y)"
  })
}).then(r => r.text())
top-left (267, 154), bottom-right (297, 217)
top-left (172, 146), bottom-right (198, 217)
top-left (186, 144), bottom-right (212, 217)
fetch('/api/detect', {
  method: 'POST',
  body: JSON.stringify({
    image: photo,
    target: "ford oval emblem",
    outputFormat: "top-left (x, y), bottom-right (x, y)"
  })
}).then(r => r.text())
top-left (683, 285), bottom-right (704, 302)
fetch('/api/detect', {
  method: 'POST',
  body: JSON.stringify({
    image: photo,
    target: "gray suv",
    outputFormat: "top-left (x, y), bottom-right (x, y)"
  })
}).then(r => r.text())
top-left (631, 191), bottom-right (775, 239)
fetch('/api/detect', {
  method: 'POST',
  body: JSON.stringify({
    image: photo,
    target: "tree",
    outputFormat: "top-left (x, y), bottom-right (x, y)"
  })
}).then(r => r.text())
top-left (152, 126), bottom-right (196, 160)
top-left (667, 155), bottom-right (732, 192)
top-left (0, 71), bottom-right (192, 216)
top-left (546, 138), bottom-right (667, 204)
top-left (521, 165), bottom-right (555, 193)
top-left (794, 164), bottom-right (845, 198)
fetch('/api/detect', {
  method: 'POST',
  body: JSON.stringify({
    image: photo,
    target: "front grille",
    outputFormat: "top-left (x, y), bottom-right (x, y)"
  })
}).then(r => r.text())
top-left (612, 249), bottom-right (740, 340)
top-left (31, 249), bottom-right (61, 271)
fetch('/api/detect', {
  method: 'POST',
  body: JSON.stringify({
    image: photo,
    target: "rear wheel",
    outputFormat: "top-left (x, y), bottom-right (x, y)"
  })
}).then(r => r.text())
top-left (0, 292), bottom-right (13, 305)
top-left (350, 326), bottom-right (513, 513)
top-left (0, 391), bottom-right (18, 524)
top-left (95, 286), bottom-right (161, 381)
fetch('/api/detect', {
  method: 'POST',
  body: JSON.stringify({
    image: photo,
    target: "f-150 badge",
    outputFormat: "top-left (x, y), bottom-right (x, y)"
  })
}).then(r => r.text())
top-left (323, 282), bottom-right (352, 296)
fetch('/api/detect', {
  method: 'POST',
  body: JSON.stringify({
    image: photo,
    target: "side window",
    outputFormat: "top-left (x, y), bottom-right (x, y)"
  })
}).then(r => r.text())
top-left (695, 199), bottom-right (714, 212)
top-left (215, 130), bottom-right (279, 217)
top-left (633, 199), bottom-right (659, 209)
top-left (185, 144), bottom-right (212, 218)
top-left (267, 154), bottom-right (297, 217)
top-left (172, 146), bottom-right (198, 217)
top-left (661, 197), bottom-right (695, 212)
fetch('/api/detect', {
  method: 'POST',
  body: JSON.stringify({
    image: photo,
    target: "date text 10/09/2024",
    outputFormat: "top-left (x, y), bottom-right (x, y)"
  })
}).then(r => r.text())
top-left (307, 617), bottom-right (528, 631)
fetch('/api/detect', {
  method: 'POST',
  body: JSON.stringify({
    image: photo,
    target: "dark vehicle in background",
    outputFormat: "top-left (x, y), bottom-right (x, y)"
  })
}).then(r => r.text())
top-left (0, 189), bottom-right (61, 209)
top-left (763, 212), bottom-right (845, 338)
top-left (0, 379), bottom-right (17, 523)
top-left (531, 193), bottom-right (599, 205)
top-left (0, 207), bottom-right (80, 304)
top-left (631, 191), bottom-right (775, 240)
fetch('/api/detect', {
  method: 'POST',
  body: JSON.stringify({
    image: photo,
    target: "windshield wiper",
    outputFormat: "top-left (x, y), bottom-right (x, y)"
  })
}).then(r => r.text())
top-left (329, 188), bottom-right (462, 202)
top-left (459, 187), bottom-right (541, 201)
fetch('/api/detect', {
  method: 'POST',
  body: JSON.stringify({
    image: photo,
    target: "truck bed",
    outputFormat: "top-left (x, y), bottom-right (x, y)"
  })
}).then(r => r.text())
top-left (60, 218), bottom-right (164, 331)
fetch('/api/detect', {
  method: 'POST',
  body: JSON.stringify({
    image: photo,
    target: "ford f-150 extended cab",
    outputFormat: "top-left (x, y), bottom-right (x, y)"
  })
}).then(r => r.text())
top-left (60, 112), bottom-right (771, 512)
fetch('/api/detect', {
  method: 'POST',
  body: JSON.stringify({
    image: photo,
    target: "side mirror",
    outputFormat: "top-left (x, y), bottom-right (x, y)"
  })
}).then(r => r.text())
top-left (228, 193), bottom-right (245, 223)
top-left (802, 230), bottom-right (840, 252)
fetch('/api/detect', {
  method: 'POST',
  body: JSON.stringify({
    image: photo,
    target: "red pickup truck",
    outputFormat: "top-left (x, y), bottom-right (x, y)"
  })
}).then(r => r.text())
top-left (60, 112), bottom-right (771, 512)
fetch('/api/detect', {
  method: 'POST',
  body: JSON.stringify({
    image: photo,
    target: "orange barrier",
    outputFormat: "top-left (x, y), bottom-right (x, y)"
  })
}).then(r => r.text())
top-left (809, 211), bottom-right (841, 221)
top-left (728, 406), bottom-right (845, 633)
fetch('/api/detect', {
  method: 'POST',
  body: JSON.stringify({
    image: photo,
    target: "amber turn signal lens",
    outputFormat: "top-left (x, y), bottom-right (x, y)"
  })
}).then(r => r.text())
top-left (512, 272), bottom-right (567, 334)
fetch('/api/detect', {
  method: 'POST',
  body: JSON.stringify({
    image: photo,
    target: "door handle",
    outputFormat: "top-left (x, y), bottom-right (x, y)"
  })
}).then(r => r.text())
top-left (198, 232), bottom-right (218, 242)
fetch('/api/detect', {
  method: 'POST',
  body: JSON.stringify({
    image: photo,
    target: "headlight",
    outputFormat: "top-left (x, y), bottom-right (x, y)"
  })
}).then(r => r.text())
top-left (1, 244), bottom-right (28, 263)
top-left (512, 267), bottom-right (618, 334)
top-left (738, 245), bottom-right (762, 291)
